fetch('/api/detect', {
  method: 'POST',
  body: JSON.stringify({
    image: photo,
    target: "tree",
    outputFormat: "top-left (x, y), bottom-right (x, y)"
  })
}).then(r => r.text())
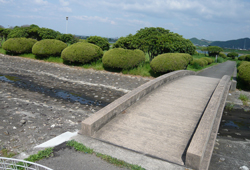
top-left (112, 34), bottom-right (136, 49)
top-left (57, 34), bottom-right (78, 44)
top-left (37, 28), bottom-right (61, 39)
top-left (87, 36), bottom-right (110, 51)
top-left (227, 52), bottom-right (238, 59)
top-left (132, 27), bottom-right (195, 61)
top-left (206, 46), bottom-right (223, 57)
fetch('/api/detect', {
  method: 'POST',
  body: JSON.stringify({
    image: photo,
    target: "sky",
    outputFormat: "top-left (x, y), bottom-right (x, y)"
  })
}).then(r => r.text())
top-left (0, 0), bottom-right (250, 41)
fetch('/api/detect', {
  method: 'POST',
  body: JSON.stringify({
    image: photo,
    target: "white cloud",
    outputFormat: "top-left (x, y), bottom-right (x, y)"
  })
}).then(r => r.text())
top-left (73, 16), bottom-right (116, 25)
top-left (59, 7), bottom-right (72, 12)
top-left (33, 0), bottom-right (48, 5)
top-left (59, 0), bottom-right (69, 6)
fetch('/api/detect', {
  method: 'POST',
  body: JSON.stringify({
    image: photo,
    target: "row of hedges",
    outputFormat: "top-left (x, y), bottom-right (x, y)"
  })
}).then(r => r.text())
top-left (4, 38), bottom-right (223, 75)
top-left (238, 61), bottom-right (250, 90)
top-left (238, 54), bottom-right (250, 61)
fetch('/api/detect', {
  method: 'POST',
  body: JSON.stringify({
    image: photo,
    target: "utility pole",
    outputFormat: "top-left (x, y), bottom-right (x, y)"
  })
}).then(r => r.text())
top-left (66, 17), bottom-right (68, 34)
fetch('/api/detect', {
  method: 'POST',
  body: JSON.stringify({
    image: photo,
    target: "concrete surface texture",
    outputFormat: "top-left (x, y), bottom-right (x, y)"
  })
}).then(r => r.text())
top-left (197, 61), bottom-right (236, 79)
top-left (80, 70), bottom-right (195, 136)
top-left (92, 75), bottom-right (220, 166)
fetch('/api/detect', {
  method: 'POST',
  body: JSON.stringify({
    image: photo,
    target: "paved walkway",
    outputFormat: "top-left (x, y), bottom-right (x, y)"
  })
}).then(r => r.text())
top-left (93, 75), bottom-right (220, 165)
top-left (197, 61), bottom-right (236, 79)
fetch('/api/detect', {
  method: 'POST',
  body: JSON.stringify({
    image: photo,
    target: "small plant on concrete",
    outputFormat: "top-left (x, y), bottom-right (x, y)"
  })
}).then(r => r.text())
top-left (239, 94), bottom-right (249, 106)
top-left (225, 103), bottom-right (234, 111)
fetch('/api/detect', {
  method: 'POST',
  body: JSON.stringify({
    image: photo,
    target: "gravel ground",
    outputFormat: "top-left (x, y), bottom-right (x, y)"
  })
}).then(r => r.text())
top-left (0, 54), bottom-right (150, 155)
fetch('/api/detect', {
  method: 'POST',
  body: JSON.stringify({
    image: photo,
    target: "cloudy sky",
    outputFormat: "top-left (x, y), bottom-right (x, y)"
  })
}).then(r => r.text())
top-left (0, 0), bottom-right (250, 41)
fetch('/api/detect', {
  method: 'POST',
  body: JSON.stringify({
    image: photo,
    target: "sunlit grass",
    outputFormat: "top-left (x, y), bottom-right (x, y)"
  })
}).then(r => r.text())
top-left (0, 47), bottom-right (6, 54)
top-left (187, 63), bottom-right (218, 72)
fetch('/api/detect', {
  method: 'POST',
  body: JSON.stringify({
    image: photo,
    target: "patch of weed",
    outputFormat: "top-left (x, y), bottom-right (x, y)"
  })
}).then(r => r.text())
top-left (66, 140), bottom-right (145, 170)
top-left (239, 94), bottom-right (249, 106)
top-left (0, 149), bottom-right (17, 158)
top-left (225, 103), bottom-right (234, 111)
top-left (66, 140), bottom-right (93, 153)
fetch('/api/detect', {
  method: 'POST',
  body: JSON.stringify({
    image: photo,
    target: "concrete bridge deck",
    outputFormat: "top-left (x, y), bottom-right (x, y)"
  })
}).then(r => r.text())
top-left (92, 75), bottom-right (219, 165)
top-left (80, 67), bottom-right (233, 170)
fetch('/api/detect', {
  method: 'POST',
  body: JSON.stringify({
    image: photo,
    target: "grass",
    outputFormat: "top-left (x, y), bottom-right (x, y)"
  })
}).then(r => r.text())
top-left (67, 140), bottom-right (145, 170)
top-left (239, 94), bottom-right (249, 106)
top-left (225, 103), bottom-right (234, 111)
top-left (0, 148), bottom-right (17, 158)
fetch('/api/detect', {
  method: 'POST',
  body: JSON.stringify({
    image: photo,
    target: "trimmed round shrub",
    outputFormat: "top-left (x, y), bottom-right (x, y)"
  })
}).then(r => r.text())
top-left (238, 62), bottom-right (250, 88)
top-left (2, 38), bottom-right (37, 54)
top-left (203, 57), bottom-right (214, 64)
top-left (191, 58), bottom-right (208, 67)
top-left (227, 52), bottom-right (238, 59)
top-left (32, 39), bottom-right (67, 58)
top-left (219, 52), bottom-right (227, 59)
top-left (178, 53), bottom-right (193, 64)
top-left (150, 53), bottom-right (188, 73)
top-left (238, 55), bottom-right (246, 61)
top-left (245, 55), bottom-right (250, 61)
top-left (61, 42), bottom-right (103, 64)
top-left (102, 48), bottom-right (145, 69)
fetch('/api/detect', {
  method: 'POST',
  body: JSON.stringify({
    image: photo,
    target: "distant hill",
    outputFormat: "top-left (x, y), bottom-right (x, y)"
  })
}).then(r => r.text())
top-left (211, 38), bottom-right (250, 50)
top-left (189, 38), bottom-right (213, 46)
top-left (190, 37), bottom-right (250, 50)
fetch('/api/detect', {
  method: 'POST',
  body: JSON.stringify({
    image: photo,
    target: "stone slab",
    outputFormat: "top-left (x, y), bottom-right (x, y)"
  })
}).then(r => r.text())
top-left (34, 131), bottom-right (78, 149)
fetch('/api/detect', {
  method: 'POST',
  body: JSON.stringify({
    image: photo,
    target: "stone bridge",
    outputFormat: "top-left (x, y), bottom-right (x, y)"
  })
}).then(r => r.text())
top-left (79, 62), bottom-right (235, 170)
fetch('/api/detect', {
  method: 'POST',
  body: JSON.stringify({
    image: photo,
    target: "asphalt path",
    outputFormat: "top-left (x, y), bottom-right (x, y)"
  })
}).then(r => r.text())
top-left (197, 61), bottom-right (236, 79)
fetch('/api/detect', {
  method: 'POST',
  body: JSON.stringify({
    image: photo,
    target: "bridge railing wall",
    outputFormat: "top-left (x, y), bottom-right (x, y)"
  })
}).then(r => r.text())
top-left (185, 75), bottom-right (231, 170)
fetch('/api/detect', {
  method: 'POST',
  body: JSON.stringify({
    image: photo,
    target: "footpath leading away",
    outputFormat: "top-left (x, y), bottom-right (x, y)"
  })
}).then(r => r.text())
top-left (12, 60), bottom-right (236, 170)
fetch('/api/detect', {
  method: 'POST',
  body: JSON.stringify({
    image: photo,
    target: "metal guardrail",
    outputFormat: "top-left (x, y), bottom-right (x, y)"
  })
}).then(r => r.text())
top-left (0, 157), bottom-right (53, 170)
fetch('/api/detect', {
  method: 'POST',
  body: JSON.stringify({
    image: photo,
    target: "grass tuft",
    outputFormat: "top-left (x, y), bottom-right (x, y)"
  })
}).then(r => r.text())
top-left (239, 94), bottom-right (249, 106)
top-left (66, 140), bottom-right (145, 170)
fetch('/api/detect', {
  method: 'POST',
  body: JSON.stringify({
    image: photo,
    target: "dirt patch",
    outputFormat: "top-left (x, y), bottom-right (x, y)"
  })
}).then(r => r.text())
top-left (0, 54), bottom-right (149, 155)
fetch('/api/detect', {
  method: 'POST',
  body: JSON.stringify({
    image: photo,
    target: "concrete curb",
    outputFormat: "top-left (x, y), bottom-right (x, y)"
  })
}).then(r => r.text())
top-left (79, 70), bottom-right (195, 136)
top-left (185, 75), bottom-right (231, 170)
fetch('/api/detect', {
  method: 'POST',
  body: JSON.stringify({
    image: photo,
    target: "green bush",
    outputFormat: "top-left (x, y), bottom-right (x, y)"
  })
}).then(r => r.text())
top-left (102, 48), bottom-right (145, 69)
top-left (2, 38), bottom-right (37, 54)
top-left (191, 58), bottom-right (208, 67)
top-left (32, 39), bottom-right (67, 58)
top-left (178, 53), bottom-right (193, 64)
top-left (87, 36), bottom-right (110, 51)
top-left (61, 42), bottom-right (103, 64)
top-left (245, 55), bottom-right (250, 61)
top-left (150, 53), bottom-right (188, 73)
top-left (57, 34), bottom-right (78, 44)
top-left (238, 62), bottom-right (250, 88)
top-left (238, 55), bottom-right (246, 61)
top-left (112, 35), bottom-right (136, 50)
top-left (78, 39), bottom-right (87, 43)
top-left (219, 52), bottom-right (227, 59)
top-left (203, 57), bottom-right (214, 64)
top-left (227, 52), bottom-right (238, 59)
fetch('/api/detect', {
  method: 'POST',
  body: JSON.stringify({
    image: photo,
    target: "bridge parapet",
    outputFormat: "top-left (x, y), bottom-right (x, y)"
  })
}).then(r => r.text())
top-left (186, 75), bottom-right (231, 170)
top-left (79, 70), bottom-right (195, 136)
